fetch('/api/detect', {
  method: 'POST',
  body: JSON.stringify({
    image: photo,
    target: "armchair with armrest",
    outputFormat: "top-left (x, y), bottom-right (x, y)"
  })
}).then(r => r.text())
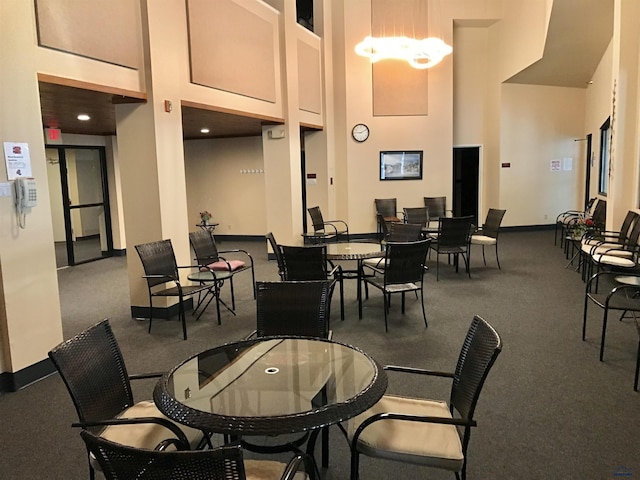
top-left (49, 319), bottom-right (209, 480)
top-left (306, 206), bottom-right (349, 243)
top-left (135, 239), bottom-right (215, 340)
top-left (189, 229), bottom-right (256, 307)
top-left (81, 430), bottom-right (313, 480)
top-left (347, 315), bottom-right (502, 480)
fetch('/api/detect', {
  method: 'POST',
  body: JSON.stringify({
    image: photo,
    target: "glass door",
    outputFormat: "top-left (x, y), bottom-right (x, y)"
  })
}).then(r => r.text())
top-left (46, 146), bottom-right (113, 267)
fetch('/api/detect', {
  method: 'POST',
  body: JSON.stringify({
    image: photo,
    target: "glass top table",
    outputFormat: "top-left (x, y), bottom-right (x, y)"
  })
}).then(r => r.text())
top-left (153, 337), bottom-right (387, 437)
top-left (325, 242), bottom-right (384, 319)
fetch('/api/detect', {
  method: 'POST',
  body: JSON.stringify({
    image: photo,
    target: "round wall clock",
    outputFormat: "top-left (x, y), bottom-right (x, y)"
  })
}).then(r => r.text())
top-left (352, 123), bottom-right (370, 142)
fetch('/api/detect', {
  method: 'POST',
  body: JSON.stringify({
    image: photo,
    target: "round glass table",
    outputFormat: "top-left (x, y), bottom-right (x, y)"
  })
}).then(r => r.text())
top-left (154, 337), bottom-right (387, 436)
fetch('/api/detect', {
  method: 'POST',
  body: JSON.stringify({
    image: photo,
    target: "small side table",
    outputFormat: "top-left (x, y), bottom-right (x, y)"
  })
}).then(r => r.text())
top-left (197, 222), bottom-right (219, 234)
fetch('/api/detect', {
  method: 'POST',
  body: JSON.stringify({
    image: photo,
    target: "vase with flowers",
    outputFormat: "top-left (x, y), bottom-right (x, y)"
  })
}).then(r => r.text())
top-left (200, 210), bottom-right (212, 225)
top-left (571, 216), bottom-right (595, 240)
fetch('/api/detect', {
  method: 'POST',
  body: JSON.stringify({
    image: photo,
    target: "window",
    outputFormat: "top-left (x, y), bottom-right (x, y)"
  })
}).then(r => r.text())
top-left (598, 117), bottom-right (611, 195)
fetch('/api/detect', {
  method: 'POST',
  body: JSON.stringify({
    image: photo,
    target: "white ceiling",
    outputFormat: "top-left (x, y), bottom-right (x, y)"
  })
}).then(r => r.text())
top-left (506, 0), bottom-right (614, 88)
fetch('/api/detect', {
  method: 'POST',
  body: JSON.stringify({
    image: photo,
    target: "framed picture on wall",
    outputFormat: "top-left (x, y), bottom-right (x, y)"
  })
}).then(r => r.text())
top-left (380, 150), bottom-right (423, 180)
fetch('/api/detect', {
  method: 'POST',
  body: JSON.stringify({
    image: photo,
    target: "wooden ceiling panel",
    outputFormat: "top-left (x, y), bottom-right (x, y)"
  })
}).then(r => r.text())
top-left (38, 81), bottom-right (283, 140)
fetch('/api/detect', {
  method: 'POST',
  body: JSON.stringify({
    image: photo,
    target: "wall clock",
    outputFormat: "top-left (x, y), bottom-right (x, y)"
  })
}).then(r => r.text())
top-left (352, 123), bottom-right (370, 142)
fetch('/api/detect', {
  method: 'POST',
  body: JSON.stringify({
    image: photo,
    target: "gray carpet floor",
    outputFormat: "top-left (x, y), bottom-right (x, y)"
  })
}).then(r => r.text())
top-left (1, 230), bottom-right (638, 479)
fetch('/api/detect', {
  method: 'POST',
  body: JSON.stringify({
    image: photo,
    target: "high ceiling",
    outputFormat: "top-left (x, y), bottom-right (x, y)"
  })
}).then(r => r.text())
top-left (38, 0), bottom-right (614, 140)
top-left (506, 0), bottom-right (613, 87)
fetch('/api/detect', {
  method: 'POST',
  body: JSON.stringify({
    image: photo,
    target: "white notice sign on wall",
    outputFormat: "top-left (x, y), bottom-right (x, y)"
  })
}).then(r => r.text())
top-left (3, 142), bottom-right (32, 180)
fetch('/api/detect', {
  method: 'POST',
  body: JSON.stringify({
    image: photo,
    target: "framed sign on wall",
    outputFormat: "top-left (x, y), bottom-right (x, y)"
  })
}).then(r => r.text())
top-left (379, 150), bottom-right (423, 181)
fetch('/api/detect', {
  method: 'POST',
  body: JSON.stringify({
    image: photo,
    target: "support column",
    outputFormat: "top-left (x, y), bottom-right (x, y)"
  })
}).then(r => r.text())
top-left (116, 0), bottom-right (192, 317)
top-left (0, 0), bottom-right (63, 390)
top-left (263, 0), bottom-right (304, 246)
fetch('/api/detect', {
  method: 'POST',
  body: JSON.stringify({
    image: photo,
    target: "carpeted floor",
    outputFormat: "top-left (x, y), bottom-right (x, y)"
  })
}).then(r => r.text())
top-left (1, 230), bottom-right (638, 479)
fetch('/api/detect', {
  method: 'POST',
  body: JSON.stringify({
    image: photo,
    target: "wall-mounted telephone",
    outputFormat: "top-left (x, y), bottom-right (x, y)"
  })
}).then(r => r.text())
top-left (14, 177), bottom-right (37, 229)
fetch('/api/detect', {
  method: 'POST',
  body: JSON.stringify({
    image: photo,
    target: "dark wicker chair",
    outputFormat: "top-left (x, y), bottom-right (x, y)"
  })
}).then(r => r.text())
top-left (470, 208), bottom-right (507, 268)
top-left (306, 206), bottom-right (349, 243)
top-left (430, 216), bottom-right (474, 280)
top-left (375, 198), bottom-right (401, 224)
top-left (281, 245), bottom-right (344, 321)
top-left (254, 280), bottom-right (336, 339)
top-left (189, 229), bottom-right (256, 307)
top-left (403, 207), bottom-right (430, 231)
top-left (80, 430), bottom-right (313, 480)
top-left (135, 239), bottom-right (212, 340)
top-left (364, 222), bottom-right (422, 270)
top-left (423, 196), bottom-right (449, 232)
top-left (49, 320), bottom-right (206, 480)
top-left (266, 232), bottom-right (285, 279)
top-left (348, 315), bottom-right (503, 480)
top-left (363, 239), bottom-right (431, 331)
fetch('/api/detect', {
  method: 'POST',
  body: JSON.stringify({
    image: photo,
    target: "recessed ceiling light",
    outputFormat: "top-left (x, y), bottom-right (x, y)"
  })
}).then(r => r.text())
top-left (77, 114), bottom-right (90, 121)
top-left (200, 128), bottom-right (210, 134)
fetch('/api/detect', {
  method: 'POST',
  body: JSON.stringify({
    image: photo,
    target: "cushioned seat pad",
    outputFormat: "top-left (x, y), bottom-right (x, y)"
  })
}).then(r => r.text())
top-left (101, 400), bottom-right (202, 450)
top-left (203, 259), bottom-right (246, 271)
top-left (470, 234), bottom-right (496, 246)
top-left (347, 395), bottom-right (463, 472)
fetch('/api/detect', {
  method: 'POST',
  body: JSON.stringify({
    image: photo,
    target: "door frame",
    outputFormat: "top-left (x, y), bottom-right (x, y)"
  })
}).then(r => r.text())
top-left (48, 145), bottom-right (113, 266)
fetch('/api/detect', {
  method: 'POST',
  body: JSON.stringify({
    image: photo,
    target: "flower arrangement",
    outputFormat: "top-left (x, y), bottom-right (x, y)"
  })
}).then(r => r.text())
top-left (571, 216), bottom-right (595, 239)
top-left (200, 210), bottom-right (212, 224)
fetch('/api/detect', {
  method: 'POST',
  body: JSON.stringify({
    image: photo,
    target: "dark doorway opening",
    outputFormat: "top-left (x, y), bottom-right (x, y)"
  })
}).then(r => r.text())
top-left (584, 133), bottom-right (592, 207)
top-left (453, 147), bottom-right (480, 226)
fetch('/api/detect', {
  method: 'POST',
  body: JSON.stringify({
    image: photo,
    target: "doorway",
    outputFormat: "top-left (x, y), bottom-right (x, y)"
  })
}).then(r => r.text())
top-left (46, 146), bottom-right (113, 267)
top-left (584, 133), bottom-right (592, 207)
top-left (452, 146), bottom-right (480, 225)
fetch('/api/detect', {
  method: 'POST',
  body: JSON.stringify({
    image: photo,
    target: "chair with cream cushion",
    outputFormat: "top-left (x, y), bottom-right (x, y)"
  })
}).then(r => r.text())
top-left (49, 319), bottom-right (208, 480)
top-left (580, 210), bottom-right (639, 280)
top-left (470, 208), bottom-right (506, 269)
top-left (347, 315), bottom-right (502, 480)
top-left (81, 430), bottom-right (312, 480)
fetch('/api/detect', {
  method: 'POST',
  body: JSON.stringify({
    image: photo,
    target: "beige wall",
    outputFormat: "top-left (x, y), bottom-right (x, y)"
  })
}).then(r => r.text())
top-left (184, 137), bottom-right (267, 235)
top-left (500, 84), bottom-right (586, 226)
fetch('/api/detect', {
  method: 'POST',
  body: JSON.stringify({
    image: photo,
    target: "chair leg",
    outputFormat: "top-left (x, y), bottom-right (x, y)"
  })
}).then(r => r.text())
top-left (421, 285), bottom-right (428, 328)
top-left (339, 276), bottom-right (345, 321)
top-left (495, 243), bottom-right (501, 269)
top-left (148, 295), bottom-right (154, 334)
top-left (383, 293), bottom-right (389, 332)
top-left (179, 295), bottom-right (187, 340)
top-left (635, 333), bottom-right (640, 391)
top-left (401, 292), bottom-right (405, 314)
top-left (481, 245), bottom-right (487, 266)
top-left (600, 308), bottom-right (610, 361)
top-left (582, 295), bottom-right (589, 341)
top-left (229, 277), bottom-right (236, 310)
top-left (215, 282), bottom-right (222, 325)
top-left (350, 449), bottom-right (360, 480)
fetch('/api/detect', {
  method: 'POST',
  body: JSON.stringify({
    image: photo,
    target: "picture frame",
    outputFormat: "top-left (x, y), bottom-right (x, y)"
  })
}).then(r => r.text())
top-left (379, 150), bottom-right (423, 181)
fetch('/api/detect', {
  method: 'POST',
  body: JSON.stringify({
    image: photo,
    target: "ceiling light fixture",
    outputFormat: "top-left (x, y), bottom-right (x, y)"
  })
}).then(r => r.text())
top-left (200, 128), bottom-right (210, 134)
top-left (356, 0), bottom-right (451, 70)
top-left (77, 114), bottom-right (90, 121)
top-left (355, 36), bottom-right (451, 69)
